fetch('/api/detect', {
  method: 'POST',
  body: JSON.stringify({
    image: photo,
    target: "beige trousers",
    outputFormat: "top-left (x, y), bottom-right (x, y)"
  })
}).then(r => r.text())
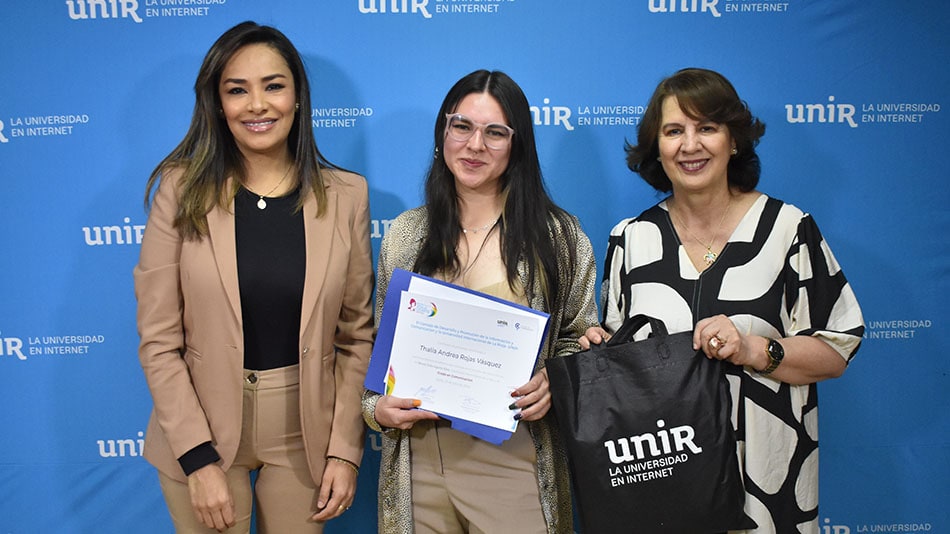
top-left (158, 365), bottom-right (324, 534)
top-left (408, 419), bottom-right (547, 534)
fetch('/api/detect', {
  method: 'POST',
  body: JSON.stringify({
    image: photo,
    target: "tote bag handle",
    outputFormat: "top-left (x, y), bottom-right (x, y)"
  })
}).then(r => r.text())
top-left (604, 314), bottom-right (671, 346)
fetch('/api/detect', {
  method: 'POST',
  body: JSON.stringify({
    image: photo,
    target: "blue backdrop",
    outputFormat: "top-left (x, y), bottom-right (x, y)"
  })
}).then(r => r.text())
top-left (0, 1), bottom-right (946, 533)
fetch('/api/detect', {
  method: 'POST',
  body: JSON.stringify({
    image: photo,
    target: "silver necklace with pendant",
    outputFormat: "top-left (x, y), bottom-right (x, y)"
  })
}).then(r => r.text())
top-left (461, 216), bottom-right (500, 234)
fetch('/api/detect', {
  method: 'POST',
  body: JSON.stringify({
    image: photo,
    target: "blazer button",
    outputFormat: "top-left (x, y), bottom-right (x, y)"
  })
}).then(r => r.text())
top-left (246, 372), bottom-right (258, 384)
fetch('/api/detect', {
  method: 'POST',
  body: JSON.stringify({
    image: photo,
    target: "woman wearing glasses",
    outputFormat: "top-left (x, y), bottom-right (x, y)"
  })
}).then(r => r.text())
top-left (362, 69), bottom-right (598, 533)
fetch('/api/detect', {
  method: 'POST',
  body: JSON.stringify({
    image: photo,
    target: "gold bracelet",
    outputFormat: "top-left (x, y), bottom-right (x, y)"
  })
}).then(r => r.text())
top-left (327, 456), bottom-right (359, 475)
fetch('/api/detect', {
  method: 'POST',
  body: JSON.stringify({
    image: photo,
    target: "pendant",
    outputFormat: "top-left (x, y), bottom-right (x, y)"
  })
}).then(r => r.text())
top-left (703, 249), bottom-right (717, 265)
top-left (257, 197), bottom-right (267, 210)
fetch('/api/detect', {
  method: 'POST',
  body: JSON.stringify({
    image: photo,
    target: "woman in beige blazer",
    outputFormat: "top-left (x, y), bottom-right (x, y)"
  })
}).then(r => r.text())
top-left (134, 22), bottom-right (373, 533)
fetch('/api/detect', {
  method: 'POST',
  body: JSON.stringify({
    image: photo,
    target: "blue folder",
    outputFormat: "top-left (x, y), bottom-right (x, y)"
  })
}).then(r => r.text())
top-left (364, 268), bottom-right (550, 444)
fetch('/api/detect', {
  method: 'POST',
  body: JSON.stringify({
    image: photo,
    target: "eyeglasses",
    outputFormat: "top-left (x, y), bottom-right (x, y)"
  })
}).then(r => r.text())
top-left (444, 113), bottom-right (514, 150)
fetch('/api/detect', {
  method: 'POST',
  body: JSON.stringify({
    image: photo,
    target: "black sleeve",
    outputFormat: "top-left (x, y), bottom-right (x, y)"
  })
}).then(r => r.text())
top-left (177, 441), bottom-right (221, 476)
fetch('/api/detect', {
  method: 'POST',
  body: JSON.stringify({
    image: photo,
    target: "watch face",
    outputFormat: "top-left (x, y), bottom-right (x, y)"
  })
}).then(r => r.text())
top-left (768, 339), bottom-right (785, 361)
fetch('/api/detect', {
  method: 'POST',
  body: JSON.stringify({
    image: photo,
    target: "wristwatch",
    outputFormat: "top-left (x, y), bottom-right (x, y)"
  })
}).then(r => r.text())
top-left (760, 338), bottom-right (784, 375)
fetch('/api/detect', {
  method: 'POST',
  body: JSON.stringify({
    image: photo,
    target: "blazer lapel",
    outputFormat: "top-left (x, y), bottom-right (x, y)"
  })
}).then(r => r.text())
top-left (207, 194), bottom-right (243, 326)
top-left (300, 185), bottom-right (336, 339)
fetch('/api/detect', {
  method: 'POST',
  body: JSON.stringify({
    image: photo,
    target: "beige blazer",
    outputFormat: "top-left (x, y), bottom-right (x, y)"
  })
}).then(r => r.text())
top-left (134, 168), bottom-right (374, 484)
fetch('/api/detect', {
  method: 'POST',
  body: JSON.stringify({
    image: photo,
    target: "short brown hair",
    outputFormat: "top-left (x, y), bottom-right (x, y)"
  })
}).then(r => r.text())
top-left (625, 68), bottom-right (766, 193)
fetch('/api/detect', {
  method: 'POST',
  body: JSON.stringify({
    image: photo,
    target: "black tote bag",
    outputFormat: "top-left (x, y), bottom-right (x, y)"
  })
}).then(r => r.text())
top-left (548, 315), bottom-right (755, 533)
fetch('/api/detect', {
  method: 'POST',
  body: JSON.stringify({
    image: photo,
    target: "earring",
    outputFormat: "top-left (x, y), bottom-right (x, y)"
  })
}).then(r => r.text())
top-left (731, 147), bottom-right (738, 155)
top-left (434, 147), bottom-right (440, 160)
top-left (656, 156), bottom-right (661, 162)
top-left (295, 102), bottom-right (300, 112)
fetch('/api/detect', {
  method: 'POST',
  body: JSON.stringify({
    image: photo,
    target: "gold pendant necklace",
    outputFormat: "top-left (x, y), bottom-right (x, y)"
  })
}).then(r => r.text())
top-left (246, 165), bottom-right (292, 210)
top-left (671, 195), bottom-right (733, 267)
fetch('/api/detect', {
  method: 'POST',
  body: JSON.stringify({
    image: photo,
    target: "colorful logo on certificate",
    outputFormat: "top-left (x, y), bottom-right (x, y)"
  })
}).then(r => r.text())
top-left (407, 298), bottom-right (437, 317)
top-left (385, 365), bottom-right (396, 395)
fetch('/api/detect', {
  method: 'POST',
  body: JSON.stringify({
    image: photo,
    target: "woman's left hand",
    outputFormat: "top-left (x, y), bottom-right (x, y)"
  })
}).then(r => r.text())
top-left (310, 458), bottom-right (358, 522)
top-left (510, 368), bottom-right (551, 422)
top-left (693, 314), bottom-right (757, 368)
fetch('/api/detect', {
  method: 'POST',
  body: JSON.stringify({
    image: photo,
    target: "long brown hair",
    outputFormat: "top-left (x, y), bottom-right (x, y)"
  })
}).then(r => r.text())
top-left (415, 70), bottom-right (578, 311)
top-left (144, 21), bottom-right (341, 239)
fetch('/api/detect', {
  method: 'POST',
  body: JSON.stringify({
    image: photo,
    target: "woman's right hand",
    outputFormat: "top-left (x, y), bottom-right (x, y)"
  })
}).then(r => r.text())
top-left (187, 463), bottom-right (234, 532)
top-left (374, 395), bottom-right (441, 430)
top-left (578, 326), bottom-right (610, 350)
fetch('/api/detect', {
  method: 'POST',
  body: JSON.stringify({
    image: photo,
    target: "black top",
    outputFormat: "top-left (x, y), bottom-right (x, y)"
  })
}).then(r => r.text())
top-left (235, 185), bottom-right (306, 371)
top-left (177, 185), bottom-right (307, 475)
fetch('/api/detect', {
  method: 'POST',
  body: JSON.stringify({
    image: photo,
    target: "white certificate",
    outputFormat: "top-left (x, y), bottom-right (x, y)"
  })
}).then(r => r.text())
top-left (384, 289), bottom-right (545, 433)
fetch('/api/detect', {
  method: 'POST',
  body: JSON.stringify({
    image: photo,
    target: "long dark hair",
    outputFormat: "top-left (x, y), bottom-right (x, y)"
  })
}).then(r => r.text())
top-left (626, 68), bottom-right (766, 193)
top-left (144, 21), bottom-right (341, 238)
top-left (413, 69), bottom-right (577, 311)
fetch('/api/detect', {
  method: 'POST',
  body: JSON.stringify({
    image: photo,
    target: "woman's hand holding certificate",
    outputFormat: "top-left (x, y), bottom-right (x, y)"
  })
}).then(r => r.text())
top-left (372, 395), bottom-right (441, 430)
top-left (365, 269), bottom-right (550, 443)
top-left (508, 368), bottom-right (551, 422)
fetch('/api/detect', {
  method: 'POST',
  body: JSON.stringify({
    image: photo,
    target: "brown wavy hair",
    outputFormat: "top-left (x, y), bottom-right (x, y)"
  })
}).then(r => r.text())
top-left (625, 68), bottom-right (766, 193)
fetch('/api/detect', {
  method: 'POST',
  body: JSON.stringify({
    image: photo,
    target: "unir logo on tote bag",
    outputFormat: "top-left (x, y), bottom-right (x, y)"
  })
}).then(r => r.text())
top-left (603, 419), bottom-right (703, 485)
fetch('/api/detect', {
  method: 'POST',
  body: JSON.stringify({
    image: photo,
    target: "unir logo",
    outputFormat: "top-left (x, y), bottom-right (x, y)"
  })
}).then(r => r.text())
top-left (97, 431), bottom-right (145, 457)
top-left (83, 217), bottom-right (146, 246)
top-left (785, 96), bottom-right (858, 128)
top-left (603, 419), bottom-right (702, 464)
top-left (370, 218), bottom-right (394, 239)
top-left (822, 519), bottom-right (850, 534)
top-left (0, 333), bottom-right (26, 360)
top-left (358, 0), bottom-right (432, 18)
top-left (67, 0), bottom-right (144, 22)
top-left (648, 0), bottom-right (722, 18)
top-left (530, 99), bottom-right (574, 131)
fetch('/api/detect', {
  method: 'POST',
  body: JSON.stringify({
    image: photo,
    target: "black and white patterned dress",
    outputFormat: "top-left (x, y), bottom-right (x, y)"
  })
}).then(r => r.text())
top-left (601, 194), bottom-right (864, 533)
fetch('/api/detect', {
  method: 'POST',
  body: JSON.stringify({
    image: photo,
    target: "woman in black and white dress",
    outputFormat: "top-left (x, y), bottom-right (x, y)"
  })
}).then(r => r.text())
top-left (581, 68), bottom-right (865, 533)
